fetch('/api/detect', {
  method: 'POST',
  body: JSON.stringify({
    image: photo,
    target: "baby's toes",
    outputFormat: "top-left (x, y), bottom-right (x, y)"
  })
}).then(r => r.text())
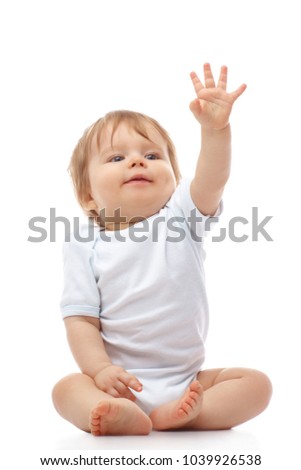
top-left (189, 391), bottom-right (200, 405)
top-left (179, 400), bottom-right (193, 416)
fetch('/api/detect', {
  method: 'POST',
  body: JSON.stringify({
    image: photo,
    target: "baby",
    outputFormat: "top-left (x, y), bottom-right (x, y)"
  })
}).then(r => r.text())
top-left (52, 64), bottom-right (272, 436)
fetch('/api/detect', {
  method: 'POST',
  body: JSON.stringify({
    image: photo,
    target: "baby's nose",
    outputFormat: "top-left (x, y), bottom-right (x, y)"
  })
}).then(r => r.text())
top-left (129, 156), bottom-right (146, 167)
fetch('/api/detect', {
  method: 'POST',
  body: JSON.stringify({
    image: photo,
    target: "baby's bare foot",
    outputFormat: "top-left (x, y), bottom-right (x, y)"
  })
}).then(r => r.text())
top-left (89, 398), bottom-right (152, 436)
top-left (150, 381), bottom-right (203, 430)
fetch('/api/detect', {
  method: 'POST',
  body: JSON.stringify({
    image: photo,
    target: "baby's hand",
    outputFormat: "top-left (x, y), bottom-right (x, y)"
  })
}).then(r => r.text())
top-left (189, 63), bottom-right (246, 130)
top-left (94, 365), bottom-right (143, 401)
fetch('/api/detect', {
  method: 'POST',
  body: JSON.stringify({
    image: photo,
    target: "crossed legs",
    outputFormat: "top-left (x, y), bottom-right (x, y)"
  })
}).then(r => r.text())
top-left (52, 368), bottom-right (272, 435)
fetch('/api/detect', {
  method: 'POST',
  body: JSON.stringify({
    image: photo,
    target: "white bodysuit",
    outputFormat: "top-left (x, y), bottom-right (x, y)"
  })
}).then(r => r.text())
top-left (60, 178), bottom-right (221, 414)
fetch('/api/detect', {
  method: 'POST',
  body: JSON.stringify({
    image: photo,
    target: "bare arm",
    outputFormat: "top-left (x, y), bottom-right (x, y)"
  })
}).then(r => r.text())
top-left (189, 63), bottom-right (246, 215)
top-left (64, 315), bottom-right (142, 399)
top-left (64, 315), bottom-right (111, 377)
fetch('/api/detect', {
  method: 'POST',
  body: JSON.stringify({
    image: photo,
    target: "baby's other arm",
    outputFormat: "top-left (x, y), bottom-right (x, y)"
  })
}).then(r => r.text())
top-left (64, 316), bottom-right (142, 401)
top-left (189, 63), bottom-right (246, 215)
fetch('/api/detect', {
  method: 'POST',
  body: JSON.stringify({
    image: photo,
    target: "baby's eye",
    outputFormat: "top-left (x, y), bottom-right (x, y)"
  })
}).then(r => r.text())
top-left (109, 155), bottom-right (124, 162)
top-left (145, 153), bottom-right (159, 160)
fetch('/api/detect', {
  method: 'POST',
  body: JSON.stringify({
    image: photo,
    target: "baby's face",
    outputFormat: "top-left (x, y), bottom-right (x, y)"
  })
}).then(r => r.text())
top-left (87, 122), bottom-right (177, 229)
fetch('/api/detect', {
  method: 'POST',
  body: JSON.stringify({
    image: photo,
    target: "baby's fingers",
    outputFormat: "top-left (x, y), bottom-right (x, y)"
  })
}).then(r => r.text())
top-left (114, 382), bottom-right (137, 401)
top-left (231, 83), bottom-right (247, 101)
top-left (102, 382), bottom-right (134, 400)
top-left (190, 71), bottom-right (204, 96)
top-left (119, 372), bottom-right (143, 393)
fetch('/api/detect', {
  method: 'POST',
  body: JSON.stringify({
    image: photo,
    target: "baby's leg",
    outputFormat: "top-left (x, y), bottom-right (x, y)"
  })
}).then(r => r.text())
top-left (190, 367), bottom-right (272, 430)
top-left (150, 381), bottom-right (204, 430)
top-left (52, 373), bottom-right (152, 436)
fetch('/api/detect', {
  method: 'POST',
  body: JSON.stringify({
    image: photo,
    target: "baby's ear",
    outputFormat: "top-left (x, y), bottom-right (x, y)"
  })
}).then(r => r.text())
top-left (84, 196), bottom-right (98, 211)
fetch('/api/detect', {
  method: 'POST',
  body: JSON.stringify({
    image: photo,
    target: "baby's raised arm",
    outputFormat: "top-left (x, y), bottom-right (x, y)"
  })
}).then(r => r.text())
top-left (64, 316), bottom-right (142, 401)
top-left (189, 63), bottom-right (246, 216)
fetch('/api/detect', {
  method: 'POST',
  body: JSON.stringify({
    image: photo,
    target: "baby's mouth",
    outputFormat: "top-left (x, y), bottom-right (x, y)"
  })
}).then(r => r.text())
top-left (124, 174), bottom-right (152, 184)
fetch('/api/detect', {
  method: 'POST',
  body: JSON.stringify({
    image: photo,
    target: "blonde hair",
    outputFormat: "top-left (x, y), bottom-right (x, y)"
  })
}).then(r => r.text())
top-left (68, 110), bottom-right (181, 226)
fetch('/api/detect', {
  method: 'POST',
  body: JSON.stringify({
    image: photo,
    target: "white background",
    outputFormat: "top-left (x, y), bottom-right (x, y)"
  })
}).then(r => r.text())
top-left (1, 0), bottom-right (300, 468)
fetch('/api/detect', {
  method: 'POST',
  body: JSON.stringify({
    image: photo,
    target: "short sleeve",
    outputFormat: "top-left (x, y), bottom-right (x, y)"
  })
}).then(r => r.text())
top-left (167, 177), bottom-right (223, 240)
top-left (60, 233), bottom-right (101, 319)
